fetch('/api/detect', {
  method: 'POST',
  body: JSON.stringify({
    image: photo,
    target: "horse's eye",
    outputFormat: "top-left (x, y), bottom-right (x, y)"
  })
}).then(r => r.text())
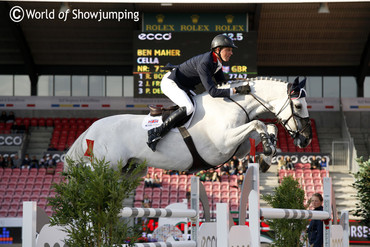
top-left (295, 104), bottom-right (302, 110)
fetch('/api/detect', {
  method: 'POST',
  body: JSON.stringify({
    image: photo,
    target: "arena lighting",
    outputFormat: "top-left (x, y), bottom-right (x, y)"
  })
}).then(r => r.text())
top-left (318, 2), bottom-right (330, 13)
top-left (160, 3), bottom-right (173, 6)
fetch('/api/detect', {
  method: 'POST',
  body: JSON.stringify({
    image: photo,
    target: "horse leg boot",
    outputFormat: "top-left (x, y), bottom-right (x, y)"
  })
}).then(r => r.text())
top-left (258, 124), bottom-right (278, 173)
top-left (147, 106), bottom-right (187, 152)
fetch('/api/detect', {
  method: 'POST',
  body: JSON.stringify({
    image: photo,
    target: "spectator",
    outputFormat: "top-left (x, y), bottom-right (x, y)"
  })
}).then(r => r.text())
top-left (310, 156), bottom-right (320, 170)
top-left (196, 170), bottom-right (207, 182)
top-left (237, 160), bottom-right (246, 174)
top-left (39, 155), bottom-right (47, 168)
top-left (12, 154), bottom-right (22, 168)
top-left (29, 155), bottom-right (39, 169)
top-left (0, 155), bottom-right (5, 168)
top-left (277, 156), bottom-right (286, 172)
top-left (0, 111), bottom-right (7, 123)
top-left (46, 154), bottom-right (56, 167)
top-left (220, 163), bottom-right (230, 176)
top-left (229, 161), bottom-right (237, 175)
top-left (285, 157), bottom-right (294, 170)
top-left (307, 193), bottom-right (324, 247)
top-left (5, 156), bottom-right (14, 168)
top-left (144, 174), bottom-right (153, 188)
top-left (210, 170), bottom-right (220, 182)
top-left (6, 111), bottom-right (15, 123)
top-left (21, 154), bottom-right (31, 169)
top-left (152, 174), bottom-right (162, 188)
top-left (11, 122), bottom-right (20, 134)
top-left (319, 157), bottom-right (327, 169)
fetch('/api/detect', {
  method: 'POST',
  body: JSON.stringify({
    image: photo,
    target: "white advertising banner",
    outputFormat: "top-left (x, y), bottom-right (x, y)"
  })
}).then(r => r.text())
top-left (305, 97), bottom-right (340, 111)
top-left (342, 98), bottom-right (370, 111)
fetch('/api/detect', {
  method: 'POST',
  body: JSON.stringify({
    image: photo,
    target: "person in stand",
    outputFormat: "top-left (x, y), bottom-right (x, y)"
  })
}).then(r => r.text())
top-left (307, 193), bottom-right (324, 247)
top-left (152, 174), bottom-right (162, 188)
top-left (29, 155), bottom-right (39, 169)
top-left (12, 154), bottom-right (22, 169)
top-left (21, 154), bottom-right (31, 169)
top-left (0, 111), bottom-right (7, 123)
top-left (144, 173), bottom-right (153, 188)
top-left (285, 156), bottom-right (294, 170)
top-left (310, 156), bottom-right (320, 170)
top-left (147, 34), bottom-right (251, 151)
top-left (319, 157), bottom-right (327, 170)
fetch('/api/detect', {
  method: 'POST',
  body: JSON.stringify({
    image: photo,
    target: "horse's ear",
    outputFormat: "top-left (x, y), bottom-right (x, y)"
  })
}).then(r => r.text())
top-left (293, 77), bottom-right (299, 87)
top-left (299, 77), bottom-right (306, 89)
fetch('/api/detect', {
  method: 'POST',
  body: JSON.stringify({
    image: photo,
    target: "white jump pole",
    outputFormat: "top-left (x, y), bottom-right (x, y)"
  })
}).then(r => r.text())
top-left (22, 201), bottom-right (37, 247)
top-left (248, 163), bottom-right (260, 247)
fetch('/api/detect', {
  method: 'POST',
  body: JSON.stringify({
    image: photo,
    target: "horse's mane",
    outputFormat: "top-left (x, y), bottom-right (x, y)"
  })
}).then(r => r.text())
top-left (217, 77), bottom-right (289, 89)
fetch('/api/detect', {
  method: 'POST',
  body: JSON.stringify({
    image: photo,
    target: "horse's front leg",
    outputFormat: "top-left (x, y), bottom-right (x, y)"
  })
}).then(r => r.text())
top-left (224, 120), bottom-right (277, 156)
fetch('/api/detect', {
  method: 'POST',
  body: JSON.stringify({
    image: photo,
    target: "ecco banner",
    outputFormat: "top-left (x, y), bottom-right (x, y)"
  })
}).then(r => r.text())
top-left (0, 134), bottom-right (24, 146)
top-left (270, 153), bottom-right (331, 165)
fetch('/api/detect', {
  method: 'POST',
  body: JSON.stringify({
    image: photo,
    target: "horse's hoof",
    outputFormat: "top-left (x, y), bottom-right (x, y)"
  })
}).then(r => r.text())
top-left (258, 155), bottom-right (271, 173)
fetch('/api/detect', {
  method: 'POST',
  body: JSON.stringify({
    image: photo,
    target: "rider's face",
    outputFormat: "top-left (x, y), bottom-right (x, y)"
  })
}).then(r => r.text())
top-left (219, 47), bottom-right (233, 62)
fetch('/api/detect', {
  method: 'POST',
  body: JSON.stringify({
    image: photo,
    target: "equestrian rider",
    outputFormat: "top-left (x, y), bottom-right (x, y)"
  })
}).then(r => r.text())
top-left (147, 34), bottom-right (251, 152)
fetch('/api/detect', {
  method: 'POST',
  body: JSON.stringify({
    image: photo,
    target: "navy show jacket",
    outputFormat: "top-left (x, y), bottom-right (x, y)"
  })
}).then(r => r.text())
top-left (167, 51), bottom-right (231, 97)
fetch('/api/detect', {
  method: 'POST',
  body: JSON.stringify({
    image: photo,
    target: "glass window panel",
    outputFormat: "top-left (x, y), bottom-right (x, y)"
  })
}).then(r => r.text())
top-left (38, 75), bottom-right (54, 96)
top-left (306, 76), bottom-right (322, 97)
top-left (106, 76), bottom-right (123, 97)
top-left (0, 75), bottom-right (13, 96)
top-left (274, 76), bottom-right (288, 82)
top-left (55, 75), bottom-right (71, 96)
top-left (123, 76), bottom-right (134, 97)
top-left (340, 76), bottom-right (357, 98)
top-left (323, 76), bottom-right (339, 98)
top-left (72, 76), bottom-right (88, 96)
top-left (89, 76), bottom-right (105, 96)
top-left (14, 75), bottom-right (31, 96)
top-left (364, 77), bottom-right (370, 98)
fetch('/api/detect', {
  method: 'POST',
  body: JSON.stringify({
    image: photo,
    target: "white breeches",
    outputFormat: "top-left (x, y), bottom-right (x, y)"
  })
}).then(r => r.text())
top-left (161, 71), bottom-right (194, 116)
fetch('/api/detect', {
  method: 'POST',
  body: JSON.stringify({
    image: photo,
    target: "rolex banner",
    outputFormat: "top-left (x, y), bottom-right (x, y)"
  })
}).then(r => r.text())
top-left (143, 13), bottom-right (248, 32)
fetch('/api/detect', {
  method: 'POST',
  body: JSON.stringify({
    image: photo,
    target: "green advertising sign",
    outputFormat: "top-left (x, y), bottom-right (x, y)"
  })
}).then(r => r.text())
top-left (143, 13), bottom-right (248, 32)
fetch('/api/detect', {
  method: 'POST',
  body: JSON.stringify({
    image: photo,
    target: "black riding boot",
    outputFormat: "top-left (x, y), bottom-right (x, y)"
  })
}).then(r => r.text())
top-left (147, 107), bottom-right (187, 152)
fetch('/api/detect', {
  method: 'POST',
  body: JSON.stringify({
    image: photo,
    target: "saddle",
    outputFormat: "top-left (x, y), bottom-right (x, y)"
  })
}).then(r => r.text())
top-left (149, 105), bottom-right (191, 127)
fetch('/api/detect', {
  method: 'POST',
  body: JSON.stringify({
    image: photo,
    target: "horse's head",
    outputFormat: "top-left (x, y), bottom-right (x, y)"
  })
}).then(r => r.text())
top-left (275, 77), bottom-right (312, 148)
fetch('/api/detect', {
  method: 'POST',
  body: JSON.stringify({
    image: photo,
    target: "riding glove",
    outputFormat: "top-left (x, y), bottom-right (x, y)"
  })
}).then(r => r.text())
top-left (235, 85), bottom-right (251, 94)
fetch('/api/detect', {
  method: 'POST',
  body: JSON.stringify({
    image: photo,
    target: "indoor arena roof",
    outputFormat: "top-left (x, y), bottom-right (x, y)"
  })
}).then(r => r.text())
top-left (0, 2), bottom-right (369, 81)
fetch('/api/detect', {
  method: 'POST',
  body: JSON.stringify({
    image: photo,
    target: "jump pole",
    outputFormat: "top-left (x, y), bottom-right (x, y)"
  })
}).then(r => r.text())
top-left (119, 176), bottom-right (200, 246)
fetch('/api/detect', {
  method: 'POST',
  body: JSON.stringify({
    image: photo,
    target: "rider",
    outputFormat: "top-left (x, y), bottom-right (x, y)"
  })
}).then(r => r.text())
top-left (147, 34), bottom-right (251, 151)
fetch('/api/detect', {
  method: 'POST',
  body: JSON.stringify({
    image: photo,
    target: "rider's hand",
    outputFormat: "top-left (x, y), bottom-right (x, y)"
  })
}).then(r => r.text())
top-left (235, 85), bottom-right (251, 94)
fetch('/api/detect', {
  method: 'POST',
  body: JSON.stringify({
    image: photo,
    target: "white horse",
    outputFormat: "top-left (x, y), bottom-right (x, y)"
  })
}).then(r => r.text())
top-left (65, 77), bottom-right (312, 172)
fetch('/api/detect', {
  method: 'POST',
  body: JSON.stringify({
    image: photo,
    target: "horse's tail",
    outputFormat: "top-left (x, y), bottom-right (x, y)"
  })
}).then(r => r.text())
top-left (64, 128), bottom-right (89, 168)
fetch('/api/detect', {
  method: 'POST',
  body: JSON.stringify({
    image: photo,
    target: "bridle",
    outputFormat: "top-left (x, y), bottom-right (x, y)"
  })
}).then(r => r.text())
top-left (233, 82), bottom-right (311, 140)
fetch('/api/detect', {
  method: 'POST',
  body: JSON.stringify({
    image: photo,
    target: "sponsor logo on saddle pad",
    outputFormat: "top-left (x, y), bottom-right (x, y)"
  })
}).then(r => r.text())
top-left (142, 115), bottom-right (163, 130)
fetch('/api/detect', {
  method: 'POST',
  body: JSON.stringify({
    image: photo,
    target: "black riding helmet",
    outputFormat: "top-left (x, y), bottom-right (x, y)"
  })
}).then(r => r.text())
top-left (211, 34), bottom-right (237, 62)
top-left (211, 34), bottom-right (238, 50)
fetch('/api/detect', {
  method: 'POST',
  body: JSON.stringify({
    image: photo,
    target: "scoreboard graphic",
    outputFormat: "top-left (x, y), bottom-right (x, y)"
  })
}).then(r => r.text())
top-left (133, 31), bottom-right (257, 98)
